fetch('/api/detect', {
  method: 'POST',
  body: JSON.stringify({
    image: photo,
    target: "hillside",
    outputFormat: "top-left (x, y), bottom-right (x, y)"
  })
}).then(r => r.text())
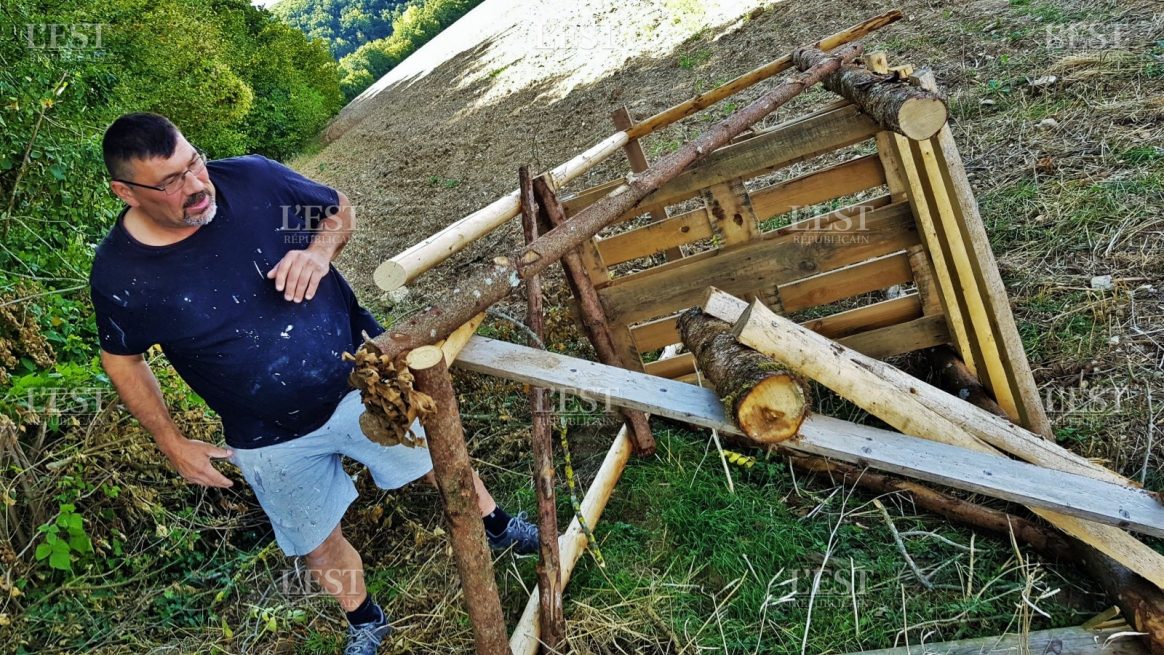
top-left (291, 0), bottom-right (1163, 650)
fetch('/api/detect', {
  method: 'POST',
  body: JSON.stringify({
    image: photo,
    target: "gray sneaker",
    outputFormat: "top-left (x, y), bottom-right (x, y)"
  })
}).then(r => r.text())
top-left (487, 511), bottom-right (540, 555)
top-left (344, 610), bottom-right (393, 655)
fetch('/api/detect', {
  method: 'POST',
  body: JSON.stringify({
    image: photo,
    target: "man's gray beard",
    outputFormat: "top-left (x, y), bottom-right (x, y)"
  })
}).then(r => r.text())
top-left (183, 200), bottom-right (217, 227)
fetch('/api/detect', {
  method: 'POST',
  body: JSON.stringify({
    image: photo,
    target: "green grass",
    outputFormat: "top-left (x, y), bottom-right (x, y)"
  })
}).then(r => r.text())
top-left (560, 429), bottom-right (1097, 652)
top-left (678, 49), bottom-right (711, 71)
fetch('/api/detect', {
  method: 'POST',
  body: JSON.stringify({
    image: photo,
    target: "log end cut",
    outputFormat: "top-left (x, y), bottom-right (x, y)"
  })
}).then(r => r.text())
top-left (735, 372), bottom-right (809, 443)
top-left (898, 96), bottom-right (948, 141)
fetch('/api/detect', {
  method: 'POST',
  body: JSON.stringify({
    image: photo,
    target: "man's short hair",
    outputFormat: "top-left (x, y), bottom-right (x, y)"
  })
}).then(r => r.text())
top-left (102, 113), bottom-right (180, 180)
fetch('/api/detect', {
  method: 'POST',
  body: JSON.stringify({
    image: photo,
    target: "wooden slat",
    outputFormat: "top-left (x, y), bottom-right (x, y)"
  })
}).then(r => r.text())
top-left (778, 251), bottom-right (913, 312)
top-left (454, 336), bottom-right (1164, 538)
top-left (598, 201), bottom-right (918, 325)
top-left (642, 104), bottom-right (881, 210)
top-left (837, 314), bottom-right (950, 359)
top-left (595, 207), bottom-right (712, 266)
top-left (888, 133), bottom-right (981, 376)
top-left (907, 136), bottom-right (1020, 421)
top-left (631, 313), bottom-right (684, 353)
top-left (561, 178), bottom-right (626, 216)
top-left (844, 626), bottom-right (1147, 655)
top-left (642, 352), bottom-right (695, 378)
top-left (921, 73), bottom-right (1052, 437)
top-left (702, 178), bottom-right (759, 244)
top-left (804, 294), bottom-right (922, 339)
top-left (751, 154), bottom-right (887, 223)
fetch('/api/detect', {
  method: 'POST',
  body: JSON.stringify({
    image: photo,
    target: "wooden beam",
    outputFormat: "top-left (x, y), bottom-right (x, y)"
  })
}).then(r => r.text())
top-left (453, 336), bottom-right (1164, 538)
top-left (840, 626), bottom-right (1147, 655)
top-left (837, 313), bottom-right (949, 359)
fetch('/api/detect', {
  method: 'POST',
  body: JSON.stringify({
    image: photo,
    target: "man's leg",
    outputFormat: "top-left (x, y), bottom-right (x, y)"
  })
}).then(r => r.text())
top-left (305, 524), bottom-right (366, 612)
top-left (421, 469), bottom-right (496, 516)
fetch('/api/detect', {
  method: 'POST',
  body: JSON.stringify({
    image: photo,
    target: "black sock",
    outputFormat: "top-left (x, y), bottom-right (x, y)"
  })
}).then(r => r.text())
top-left (346, 594), bottom-right (383, 626)
top-left (482, 507), bottom-right (512, 537)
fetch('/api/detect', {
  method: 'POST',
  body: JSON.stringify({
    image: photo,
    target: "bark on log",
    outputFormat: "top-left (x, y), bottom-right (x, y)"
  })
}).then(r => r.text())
top-left (677, 308), bottom-right (808, 443)
top-left (518, 166), bottom-right (566, 652)
top-left (788, 456), bottom-right (1076, 562)
top-left (366, 44), bottom-right (864, 360)
top-left (711, 293), bottom-right (1164, 589)
top-left (792, 47), bottom-right (948, 140)
top-left (532, 174), bottom-right (656, 456)
top-left (922, 347), bottom-right (1164, 655)
top-left (406, 346), bottom-right (508, 655)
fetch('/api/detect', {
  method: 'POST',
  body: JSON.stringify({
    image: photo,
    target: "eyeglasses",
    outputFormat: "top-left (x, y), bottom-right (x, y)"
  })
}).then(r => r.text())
top-left (114, 150), bottom-right (208, 196)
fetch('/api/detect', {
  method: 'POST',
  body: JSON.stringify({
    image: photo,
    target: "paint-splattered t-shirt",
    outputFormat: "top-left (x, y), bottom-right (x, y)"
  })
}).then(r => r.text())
top-left (90, 155), bottom-right (382, 449)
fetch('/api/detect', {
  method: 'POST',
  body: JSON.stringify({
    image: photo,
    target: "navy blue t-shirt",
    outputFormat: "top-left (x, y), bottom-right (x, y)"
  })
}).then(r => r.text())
top-left (89, 155), bottom-right (382, 449)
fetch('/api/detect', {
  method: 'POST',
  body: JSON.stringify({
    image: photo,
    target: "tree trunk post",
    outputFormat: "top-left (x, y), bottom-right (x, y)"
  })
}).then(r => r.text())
top-left (405, 346), bottom-right (509, 655)
top-left (518, 166), bottom-right (567, 651)
top-left (532, 174), bottom-right (657, 456)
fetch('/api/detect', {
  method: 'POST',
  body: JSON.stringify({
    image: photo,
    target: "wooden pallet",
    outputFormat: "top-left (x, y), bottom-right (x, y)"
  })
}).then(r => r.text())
top-left (560, 52), bottom-right (1051, 438)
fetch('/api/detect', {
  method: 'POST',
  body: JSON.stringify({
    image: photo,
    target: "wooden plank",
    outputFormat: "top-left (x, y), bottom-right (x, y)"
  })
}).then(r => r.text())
top-left (801, 294), bottom-right (923, 339)
top-left (888, 132), bottom-right (981, 376)
top-left (631, 313), bottom-right (684, 353)
top-left (778, 251), bottom-right (913, 312)
top-left (561, 178), bottom-right (627, 216)
top-left (642, 352), bottom-right (695, 379)
top-left (751, 154), bottom-right (887, 223)
top-left (920, 72), bottom-right (1052, 437)
top-left (598, 201), bottom-right (918, 325)
top-left (702, 178), bottom-right (760, 244)
top-left (844, 626), bottom-right (1146, 655)
top-left (908, 137), bottom-right (1020, 421)
top-left (642, 104), bottom-right (880, 210)
top-left (837, 314), bottom-right (950, 359)
top-left (595, 207), bottom-right (712, 266)
top-left (453, 336), bottom-right (1164, 538)
top-left (611, 106), bottom-right (682, 262)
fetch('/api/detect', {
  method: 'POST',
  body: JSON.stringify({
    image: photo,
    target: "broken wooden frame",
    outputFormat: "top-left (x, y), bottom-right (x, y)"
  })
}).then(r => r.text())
top-left (556, 51), bottom-right (1051, 439)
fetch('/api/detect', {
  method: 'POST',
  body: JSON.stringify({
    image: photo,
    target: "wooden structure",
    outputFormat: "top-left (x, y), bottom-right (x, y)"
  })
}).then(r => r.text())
top-left (557, 52), bottom-right (1052, 438)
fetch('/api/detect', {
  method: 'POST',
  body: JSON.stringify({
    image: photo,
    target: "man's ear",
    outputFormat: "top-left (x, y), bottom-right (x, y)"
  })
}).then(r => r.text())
top-left (109, 181), bottom-right (139, 207)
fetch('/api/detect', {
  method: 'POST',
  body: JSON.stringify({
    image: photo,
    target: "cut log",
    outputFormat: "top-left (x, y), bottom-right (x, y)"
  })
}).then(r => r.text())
top-left (792, 47), bottom-right (948, 140)
top-left (677, 308), bottom-right (808, 443)
top-left (367, 44), bottom-right (864, 360)
top-left (518, 166), bottom-right (565, 652)
top-left (372, 11), bottom-right (902, 291)
top-left (406, 346), bottom-right (508, 655)
top-left (706, 291), bottom-right (1164, 588)
top-left (840, 625), bottom-right (1148, 655)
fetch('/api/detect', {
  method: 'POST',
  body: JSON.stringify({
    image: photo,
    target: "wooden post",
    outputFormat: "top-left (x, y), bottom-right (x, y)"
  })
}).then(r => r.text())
top-left (405, 346), bottom-right (508, 655)
top-left (611, 106), bottom-right (681, 261)
top-left (532, 174), bottom-right (657, 456)
top-left (518, 167), bottom-right (566, 651)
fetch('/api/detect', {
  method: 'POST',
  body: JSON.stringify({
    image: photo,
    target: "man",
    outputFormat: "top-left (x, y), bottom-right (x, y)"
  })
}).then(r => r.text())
top-left (90, 113), bottom-right (538, 655)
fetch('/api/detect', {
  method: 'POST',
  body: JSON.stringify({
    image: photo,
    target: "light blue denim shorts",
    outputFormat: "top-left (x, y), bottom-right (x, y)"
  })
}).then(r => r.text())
top-left (229, 390), bottom-right (434, 556)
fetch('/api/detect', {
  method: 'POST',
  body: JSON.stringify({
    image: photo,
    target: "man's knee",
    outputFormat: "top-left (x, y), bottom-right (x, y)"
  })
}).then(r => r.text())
top-left (306, 524), bottom-right (345, 563)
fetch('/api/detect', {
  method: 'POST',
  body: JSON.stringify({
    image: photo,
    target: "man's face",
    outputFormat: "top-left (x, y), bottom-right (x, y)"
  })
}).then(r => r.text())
top-left (111, 136), bottom-right (218, 229)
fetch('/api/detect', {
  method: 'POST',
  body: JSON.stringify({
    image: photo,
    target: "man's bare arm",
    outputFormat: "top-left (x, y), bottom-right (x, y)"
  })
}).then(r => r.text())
top-left (101, 350), bottom-right (234, 488)
top-left (266, 191), bottom-right (354, 303)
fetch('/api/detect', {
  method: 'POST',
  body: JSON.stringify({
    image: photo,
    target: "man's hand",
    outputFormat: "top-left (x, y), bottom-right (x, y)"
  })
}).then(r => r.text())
top-left (160, 437), bottom-right (236, 488)
top-left (267, 249), bottom-right (330, 302)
